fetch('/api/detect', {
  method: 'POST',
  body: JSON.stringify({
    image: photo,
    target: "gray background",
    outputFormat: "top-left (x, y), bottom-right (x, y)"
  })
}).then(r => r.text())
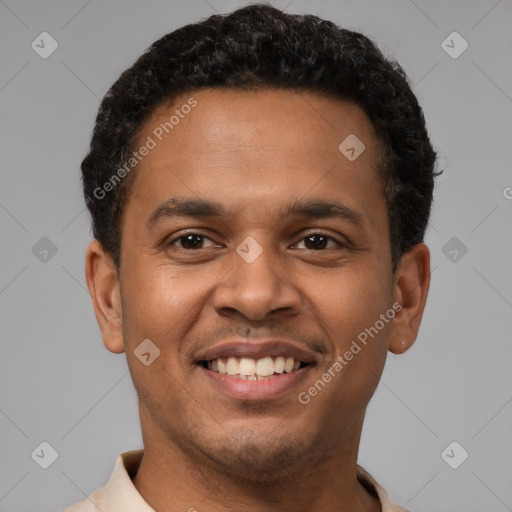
top-left (1, 0), bottom-right (511, 511)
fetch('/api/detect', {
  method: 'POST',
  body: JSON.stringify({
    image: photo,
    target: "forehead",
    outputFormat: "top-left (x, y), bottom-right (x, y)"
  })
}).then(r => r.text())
top-left (126, 88), bottom-right (386, 231)
top-left (139, 88), bottom-right (380, 162)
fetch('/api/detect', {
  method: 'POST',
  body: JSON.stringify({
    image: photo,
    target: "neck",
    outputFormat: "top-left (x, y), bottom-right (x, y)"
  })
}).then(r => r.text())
top-left (132, 408), bottom-right (381, 512)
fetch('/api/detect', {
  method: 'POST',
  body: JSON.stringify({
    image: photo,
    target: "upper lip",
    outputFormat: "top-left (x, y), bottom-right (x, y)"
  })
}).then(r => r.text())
top-left (195, 339), bottom-right (318, 364)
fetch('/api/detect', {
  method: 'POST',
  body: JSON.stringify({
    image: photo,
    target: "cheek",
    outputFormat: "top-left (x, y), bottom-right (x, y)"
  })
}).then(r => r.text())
top-left (120, 266), bottom-right (203, 410)
top-left (302, 266), bottom-right (391, 339)
top-left (121, 263), bottom-right (207, 342)
top-left (303, 274), bottom-right (391, 419)
top-left (302, 266), bottom-right (392, 402)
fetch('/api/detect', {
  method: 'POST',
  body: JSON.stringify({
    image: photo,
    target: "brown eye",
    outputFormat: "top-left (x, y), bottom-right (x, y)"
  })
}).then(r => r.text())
top-left (168, 233), bottom-right (218, 251)
top-left (177, 234), bottom-right (204, 250)
top-left (295, 233), bottom-right (342, 250)
top-left (304, 234), bottom-right (328, 250)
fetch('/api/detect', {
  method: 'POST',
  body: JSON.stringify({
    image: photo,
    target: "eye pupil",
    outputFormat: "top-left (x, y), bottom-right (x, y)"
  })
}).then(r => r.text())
top-left (305, 235), bottom-right (328, 250)
top-left (181, 234), bottom-right (203, 249)
top-left (174, 233), bottom-right (335, 251)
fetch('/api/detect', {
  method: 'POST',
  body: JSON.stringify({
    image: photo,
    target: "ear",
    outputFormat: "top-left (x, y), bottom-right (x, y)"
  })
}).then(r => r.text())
top-left (85, 240), bottom-right (125, 354)
top-left (388, 243), bottom-right (431, 354)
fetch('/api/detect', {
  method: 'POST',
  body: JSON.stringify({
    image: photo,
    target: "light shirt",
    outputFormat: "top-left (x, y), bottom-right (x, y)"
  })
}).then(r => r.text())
top-left (62, 450), bottom-right (407, 512)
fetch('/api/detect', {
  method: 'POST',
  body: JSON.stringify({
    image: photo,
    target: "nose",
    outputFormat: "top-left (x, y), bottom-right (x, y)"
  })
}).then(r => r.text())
top-left (212, 241), bottom-right (301, 322)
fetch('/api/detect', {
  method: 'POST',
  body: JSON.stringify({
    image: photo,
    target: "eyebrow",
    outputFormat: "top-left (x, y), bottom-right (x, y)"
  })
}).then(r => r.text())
top-left (146, 197), bottom-right (364, 230)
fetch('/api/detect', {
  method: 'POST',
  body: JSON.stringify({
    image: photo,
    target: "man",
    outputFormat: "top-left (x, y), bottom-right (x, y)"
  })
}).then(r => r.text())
top-left (65, 3), bottom-right (437, 511)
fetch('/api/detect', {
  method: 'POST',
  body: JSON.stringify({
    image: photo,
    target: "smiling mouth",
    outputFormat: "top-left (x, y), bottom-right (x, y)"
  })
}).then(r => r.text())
top-left (200, 356), bottom-right (309, 380)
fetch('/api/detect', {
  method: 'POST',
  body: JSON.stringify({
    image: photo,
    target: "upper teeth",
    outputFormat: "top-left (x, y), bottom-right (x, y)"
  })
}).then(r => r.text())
top-left (208, 356), bottom-right (301, 378)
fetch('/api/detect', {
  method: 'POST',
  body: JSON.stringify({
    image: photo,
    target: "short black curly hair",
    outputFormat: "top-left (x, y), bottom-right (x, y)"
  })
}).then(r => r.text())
top-left (82, 3), bottom-right (438, 270)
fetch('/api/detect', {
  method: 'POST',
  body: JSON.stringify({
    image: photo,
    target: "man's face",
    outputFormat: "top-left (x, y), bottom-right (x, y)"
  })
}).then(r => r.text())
top-left (114, 89), bottom-right (400, 475)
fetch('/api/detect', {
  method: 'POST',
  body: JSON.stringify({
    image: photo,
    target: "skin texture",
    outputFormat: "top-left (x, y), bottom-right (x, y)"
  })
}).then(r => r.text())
top-left (85, 88), bottom-right (431, 512)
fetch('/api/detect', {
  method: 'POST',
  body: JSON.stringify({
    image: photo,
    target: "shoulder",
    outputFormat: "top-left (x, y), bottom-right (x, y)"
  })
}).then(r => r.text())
top-left (61, 450), bottom-right (144, 512)
top-left (356, 464), bottom-right (409, 512)
top-left (61, 487), bottom-right (107, 512)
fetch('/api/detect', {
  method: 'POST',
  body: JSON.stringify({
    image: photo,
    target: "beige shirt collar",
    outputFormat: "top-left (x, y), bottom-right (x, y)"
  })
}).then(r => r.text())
top-left (63, 450), bottom-right (407, 512)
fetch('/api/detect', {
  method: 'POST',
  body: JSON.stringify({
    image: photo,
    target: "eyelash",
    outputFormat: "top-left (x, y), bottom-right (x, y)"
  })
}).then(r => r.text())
top-left (166, 230), bottom-right (348, 251)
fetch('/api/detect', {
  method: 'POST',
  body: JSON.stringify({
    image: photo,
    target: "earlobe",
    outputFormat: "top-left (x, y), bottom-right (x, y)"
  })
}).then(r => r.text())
top-left (388, 243), bottom-right (431, 354)
top-left (85, 240), bottom-right (125, 354)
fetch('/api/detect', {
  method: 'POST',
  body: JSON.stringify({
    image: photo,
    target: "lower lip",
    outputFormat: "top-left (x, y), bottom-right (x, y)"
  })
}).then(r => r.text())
top-left (199, 365), bottom-right (311, 400)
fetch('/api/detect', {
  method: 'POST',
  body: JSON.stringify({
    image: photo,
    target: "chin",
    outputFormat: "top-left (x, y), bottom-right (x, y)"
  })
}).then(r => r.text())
top-left (193, 428), bottom-right (312, 479)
